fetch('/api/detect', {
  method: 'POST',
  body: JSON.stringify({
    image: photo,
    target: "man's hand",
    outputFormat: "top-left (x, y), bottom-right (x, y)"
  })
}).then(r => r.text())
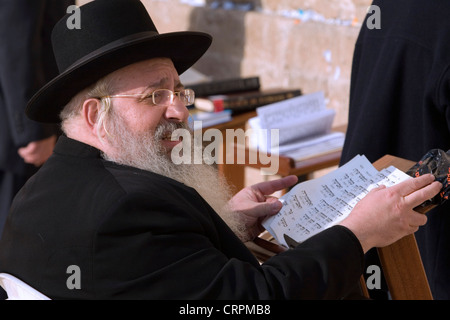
top-left (18, 135), bottom-right (57, 167)
top-left (227, 175), bottom-right (298, 242)
top-left (339, 173), bottom-right (442, 253)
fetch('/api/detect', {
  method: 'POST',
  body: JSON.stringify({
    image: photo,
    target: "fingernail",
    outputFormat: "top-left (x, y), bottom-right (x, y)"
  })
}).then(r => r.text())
top-left (272, 201), bottom-right (283, 212)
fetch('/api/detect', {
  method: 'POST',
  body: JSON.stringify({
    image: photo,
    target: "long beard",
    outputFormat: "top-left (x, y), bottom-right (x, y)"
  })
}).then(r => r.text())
top-left (101, 111), bottom-right (247, 240)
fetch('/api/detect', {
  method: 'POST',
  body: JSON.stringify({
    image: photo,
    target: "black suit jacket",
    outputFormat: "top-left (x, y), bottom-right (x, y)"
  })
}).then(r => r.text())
top-left (0, 137), bottom-right (364, 299)
top-left (340, 0), bottom-right (450, 299)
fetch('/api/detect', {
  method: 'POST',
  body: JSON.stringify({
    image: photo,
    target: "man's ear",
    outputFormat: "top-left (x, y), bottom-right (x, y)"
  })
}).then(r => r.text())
top-left (81, 98), bottom-right (102, 135)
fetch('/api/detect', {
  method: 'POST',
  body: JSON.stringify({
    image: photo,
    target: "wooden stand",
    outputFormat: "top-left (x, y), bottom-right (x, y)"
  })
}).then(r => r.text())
top-left (224, 124), bottom-right (345, 192)
top-left (373, 155), bottom-right (433, 300)
top-left (201, 110), bottom-right (346, 192)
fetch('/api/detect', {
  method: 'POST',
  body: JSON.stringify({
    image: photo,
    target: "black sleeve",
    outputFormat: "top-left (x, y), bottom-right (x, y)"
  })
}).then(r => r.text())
top-left (261, 225), bottom-right (364, 299)
top-left (92, 191), bottom-right (364, 300)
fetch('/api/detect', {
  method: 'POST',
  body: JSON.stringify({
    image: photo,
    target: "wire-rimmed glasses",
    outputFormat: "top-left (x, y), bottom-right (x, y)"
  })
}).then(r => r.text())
top-left (102, 88), bottom-right (195, 106)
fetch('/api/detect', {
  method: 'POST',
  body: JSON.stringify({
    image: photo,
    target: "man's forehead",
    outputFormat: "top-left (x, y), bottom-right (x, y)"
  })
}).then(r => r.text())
top-left (108, 57), bottom-right (178, 90)
top-left (114, 57), bottom-right (176, 76)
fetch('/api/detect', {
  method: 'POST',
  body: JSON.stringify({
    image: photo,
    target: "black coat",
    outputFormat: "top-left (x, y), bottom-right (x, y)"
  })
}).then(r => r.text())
top-left (341, 0), bottom-right (450, 299)
top-left (0, 136), bottom-right (364, 299)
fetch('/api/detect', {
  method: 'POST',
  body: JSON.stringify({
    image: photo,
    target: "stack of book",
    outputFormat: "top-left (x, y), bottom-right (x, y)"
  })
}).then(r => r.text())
top-left (247, 91), bottom-right (345, 163)
top-left (185, 74), bottom-right (302, 129)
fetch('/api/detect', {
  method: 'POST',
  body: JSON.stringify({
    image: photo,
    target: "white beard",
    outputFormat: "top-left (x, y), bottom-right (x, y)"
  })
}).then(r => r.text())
top-left (101, 110), bottom-right (247, 240)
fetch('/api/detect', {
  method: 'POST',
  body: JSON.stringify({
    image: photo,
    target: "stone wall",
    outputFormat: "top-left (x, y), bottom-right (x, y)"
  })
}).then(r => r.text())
top-left (77, 0), bottom-right (372, 126)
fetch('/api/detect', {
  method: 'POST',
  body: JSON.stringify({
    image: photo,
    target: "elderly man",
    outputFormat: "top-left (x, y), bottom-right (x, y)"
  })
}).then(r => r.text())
top-left (0, 0), bottom-right (441, 299)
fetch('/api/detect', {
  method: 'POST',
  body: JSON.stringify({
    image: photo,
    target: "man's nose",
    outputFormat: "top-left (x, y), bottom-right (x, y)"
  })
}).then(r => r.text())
top-left (164, 97), bottom-right (190, 123)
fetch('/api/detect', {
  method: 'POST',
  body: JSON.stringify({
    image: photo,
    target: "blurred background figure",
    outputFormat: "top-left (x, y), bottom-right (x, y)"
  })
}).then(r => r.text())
top-left (341, 0), bottom-right (450, 299)
top-left (0, 0), bottom-right (73, 238)
top-left (0, 1), bottom-right (73, 299)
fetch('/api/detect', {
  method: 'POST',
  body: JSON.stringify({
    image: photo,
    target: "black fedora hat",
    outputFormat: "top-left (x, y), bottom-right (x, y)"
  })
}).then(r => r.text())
top-left (26, 0), bottom-right (212, 123)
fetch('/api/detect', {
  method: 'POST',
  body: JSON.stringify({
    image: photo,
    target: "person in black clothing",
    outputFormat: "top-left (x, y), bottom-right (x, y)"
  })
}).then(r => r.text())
top-left (0, 0), bottom-right (73, 300)
top-left (0, 0), bottom-right (442, 300)
top-left (341, 0), bottom-right (450, 299)
top-left (0, 1), bottom-right (74, 236)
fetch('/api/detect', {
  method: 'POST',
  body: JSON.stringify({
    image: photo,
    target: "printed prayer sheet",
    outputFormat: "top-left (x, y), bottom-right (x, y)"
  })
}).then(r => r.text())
top-left (262, 155), bottom-right (412, 248)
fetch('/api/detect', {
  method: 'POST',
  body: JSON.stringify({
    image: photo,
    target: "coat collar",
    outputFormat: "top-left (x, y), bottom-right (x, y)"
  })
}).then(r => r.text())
top-left (53, 135), bottom-right (102, 159)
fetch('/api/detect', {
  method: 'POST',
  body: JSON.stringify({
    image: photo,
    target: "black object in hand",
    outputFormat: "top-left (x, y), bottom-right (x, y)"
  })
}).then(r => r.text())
top-left (406, 149), bottom-right (450, 210)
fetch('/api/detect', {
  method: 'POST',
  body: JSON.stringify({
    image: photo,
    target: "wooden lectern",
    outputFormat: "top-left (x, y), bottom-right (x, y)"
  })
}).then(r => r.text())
top-left (250, 154), bottom-right (433, 300)
top-left (372, 155), bottom-right (433, 300)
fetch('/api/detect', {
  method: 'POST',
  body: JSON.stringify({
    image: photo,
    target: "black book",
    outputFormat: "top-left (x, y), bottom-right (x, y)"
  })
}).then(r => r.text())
top-left (188, 76), bottom-right (261, 97)
top-left (195, 88), bottom-right (302, 114)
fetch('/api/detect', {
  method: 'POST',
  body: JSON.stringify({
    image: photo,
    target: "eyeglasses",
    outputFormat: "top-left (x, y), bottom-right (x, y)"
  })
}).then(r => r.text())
top-left (102, 88), bottom-right (195, 106)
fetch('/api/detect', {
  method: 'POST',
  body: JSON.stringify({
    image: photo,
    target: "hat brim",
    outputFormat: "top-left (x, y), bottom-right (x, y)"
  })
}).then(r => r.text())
top-left (26, 31), bottom-right (212, 123)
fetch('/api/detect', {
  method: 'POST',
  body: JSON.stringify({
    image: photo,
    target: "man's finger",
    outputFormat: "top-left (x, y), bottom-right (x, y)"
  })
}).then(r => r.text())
top-left (404, 181), bottom-right (442, 208)
top-left (251, 175), bottom-right (298, 196)
top-left (408, 211), bottom-right (428, 228)
top-left (250, 199), bottom-right (283, 218)
top-left (389, 174), bottom-right (435, 197)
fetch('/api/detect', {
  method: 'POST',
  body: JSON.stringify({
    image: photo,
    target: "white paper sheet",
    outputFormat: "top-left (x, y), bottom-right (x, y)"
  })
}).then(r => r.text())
top-left (262, 155), bottom-right (412, 248)
top-left (249, 91), bottom-right (342, 157)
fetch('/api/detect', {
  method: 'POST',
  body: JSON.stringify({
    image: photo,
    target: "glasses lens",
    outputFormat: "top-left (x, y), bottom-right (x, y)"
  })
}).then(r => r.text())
top-left (153, 89), bottom-right (173, 105)
top-left (181, 89), bottom-right (195, 105)
top-left (152, 89), bottom-right (195, 106)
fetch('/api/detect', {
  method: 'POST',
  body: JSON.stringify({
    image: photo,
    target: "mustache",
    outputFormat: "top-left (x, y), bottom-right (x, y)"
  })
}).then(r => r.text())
top-left (154, 121), bottom-right (191, 140)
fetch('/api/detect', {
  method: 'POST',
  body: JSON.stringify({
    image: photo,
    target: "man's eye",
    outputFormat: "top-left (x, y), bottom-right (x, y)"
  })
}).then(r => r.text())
top-left (141, 94), bottom-right (153, 102)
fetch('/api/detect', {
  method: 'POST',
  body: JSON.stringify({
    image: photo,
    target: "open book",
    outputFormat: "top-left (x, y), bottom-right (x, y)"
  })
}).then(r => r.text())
top-left (262, 155), bottom-right (412, 248)
top-left (248, 91), bottom-right (345, 161)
